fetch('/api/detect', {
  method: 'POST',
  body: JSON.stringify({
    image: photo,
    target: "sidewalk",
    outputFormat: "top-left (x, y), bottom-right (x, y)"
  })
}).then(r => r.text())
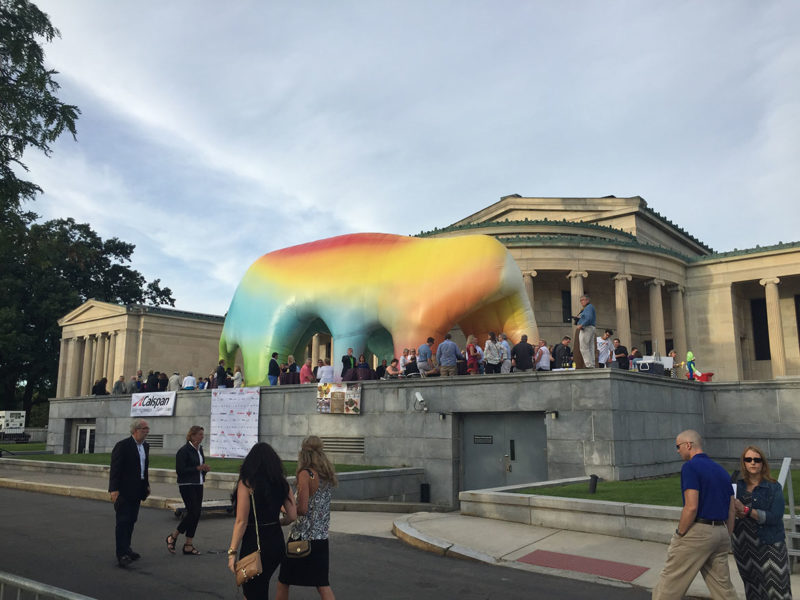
top-left (2, 462), bottom-right (795, 598)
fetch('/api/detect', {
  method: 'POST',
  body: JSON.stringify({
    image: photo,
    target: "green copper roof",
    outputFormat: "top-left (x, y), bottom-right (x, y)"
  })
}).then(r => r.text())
top-left (415, 218), bottom-right (638, 240)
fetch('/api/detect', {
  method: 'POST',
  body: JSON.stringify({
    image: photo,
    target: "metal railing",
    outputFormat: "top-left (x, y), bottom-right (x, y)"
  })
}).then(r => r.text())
top-left (777, 457), bottom-right (800, 561)
top-left (0, 571), bottom-right (96, 600)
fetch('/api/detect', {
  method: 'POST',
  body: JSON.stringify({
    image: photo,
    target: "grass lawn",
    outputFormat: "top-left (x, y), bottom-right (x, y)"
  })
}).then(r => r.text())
top-left (516, 471), bottom-right (800, 510)
top-left (7, 452), bottom-right (388, 475)
top-left (0, 442), bottom-right (46, 452)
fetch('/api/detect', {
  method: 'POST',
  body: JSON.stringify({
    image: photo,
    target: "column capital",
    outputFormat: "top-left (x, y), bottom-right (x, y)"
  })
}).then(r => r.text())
top-left (759, 277), bottom-right (780, 287)
top-left (567, 271), bottom-right (588, 280)
top-left (645, 278), bottom-right (665, 288)
top-left (613, 273), bottom-right (632, 282)
top-left (667, 284), bottom-right (685, 294)
top-left (523, 270), bottom-right (538, 278)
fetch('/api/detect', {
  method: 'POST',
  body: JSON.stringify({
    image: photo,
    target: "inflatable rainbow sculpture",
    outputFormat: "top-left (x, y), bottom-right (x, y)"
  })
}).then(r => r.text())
top-left (220, 233), bottom-right (537, 385)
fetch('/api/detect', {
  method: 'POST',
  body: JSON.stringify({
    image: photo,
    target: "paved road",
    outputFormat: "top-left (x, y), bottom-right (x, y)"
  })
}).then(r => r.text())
top-left (1, 488), bottom-right (650, 599)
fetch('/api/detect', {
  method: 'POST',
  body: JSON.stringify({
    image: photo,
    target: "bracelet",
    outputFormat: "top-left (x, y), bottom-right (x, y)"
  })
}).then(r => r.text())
top-left (675, 528), bottom-right (685, 537)
top-left (227, 548), bottom-right (237, 556)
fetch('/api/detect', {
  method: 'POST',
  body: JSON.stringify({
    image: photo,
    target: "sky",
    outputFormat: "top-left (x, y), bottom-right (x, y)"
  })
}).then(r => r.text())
top-left (22, 1), bottom-right (800, 316)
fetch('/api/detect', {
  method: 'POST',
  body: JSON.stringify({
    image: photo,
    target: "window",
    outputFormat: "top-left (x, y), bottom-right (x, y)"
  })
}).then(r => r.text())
top-left (561, 291), bottom-right (572, 323)
top-left (751, 298), bottom-right (770, 360)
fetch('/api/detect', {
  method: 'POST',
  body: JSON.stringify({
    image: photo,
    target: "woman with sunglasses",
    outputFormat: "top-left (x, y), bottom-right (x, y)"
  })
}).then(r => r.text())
top-left (731, 445), bottom-right (792, 599)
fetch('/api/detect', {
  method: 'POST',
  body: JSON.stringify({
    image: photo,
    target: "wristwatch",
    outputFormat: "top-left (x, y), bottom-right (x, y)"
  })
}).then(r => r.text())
top-left (675, 529), bottom-right (686, 537)
top-left (227, 548), bottom-right (237, 556)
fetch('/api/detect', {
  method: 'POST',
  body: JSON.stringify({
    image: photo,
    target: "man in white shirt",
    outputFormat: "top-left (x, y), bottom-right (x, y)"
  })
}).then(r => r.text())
top-left (182, 372), bottom-right (197, 390)
top-left (596, 329), bottom-right (614, 368)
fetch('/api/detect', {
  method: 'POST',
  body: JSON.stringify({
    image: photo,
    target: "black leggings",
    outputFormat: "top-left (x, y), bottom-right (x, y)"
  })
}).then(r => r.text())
top-left (177, 485), bottom-right (203, 538)
top-left (484, 362), bottom-right (501, 374)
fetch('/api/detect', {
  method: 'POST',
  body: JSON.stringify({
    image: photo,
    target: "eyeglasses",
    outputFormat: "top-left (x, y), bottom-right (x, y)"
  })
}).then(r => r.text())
top-left (675, 441), bottom-right (690, 450)
top-left (743, 457), bottom-right (763, 464)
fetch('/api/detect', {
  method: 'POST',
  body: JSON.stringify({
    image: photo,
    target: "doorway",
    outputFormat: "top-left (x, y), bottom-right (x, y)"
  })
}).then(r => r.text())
top-left (76, 425), bottom-right (95, 454)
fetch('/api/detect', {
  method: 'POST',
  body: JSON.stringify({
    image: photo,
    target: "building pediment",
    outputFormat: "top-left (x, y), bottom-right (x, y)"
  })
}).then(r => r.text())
top-left (58, 299), bottom-right (128, 326)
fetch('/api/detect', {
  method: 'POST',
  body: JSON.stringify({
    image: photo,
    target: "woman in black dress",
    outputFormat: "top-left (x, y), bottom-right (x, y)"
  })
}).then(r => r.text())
top-left (227, 443), bottom-right (296, 599)
top-left (277, 436), bottom-right (337, 600)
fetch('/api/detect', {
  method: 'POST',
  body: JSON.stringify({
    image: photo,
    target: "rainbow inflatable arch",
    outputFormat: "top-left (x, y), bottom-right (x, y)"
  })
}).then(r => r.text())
top-left (220, 233), bottom-right (537, 385)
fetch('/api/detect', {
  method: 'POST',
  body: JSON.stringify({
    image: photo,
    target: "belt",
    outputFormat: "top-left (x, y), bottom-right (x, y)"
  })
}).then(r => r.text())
top-left (695, 518), bottom-right (726, 526)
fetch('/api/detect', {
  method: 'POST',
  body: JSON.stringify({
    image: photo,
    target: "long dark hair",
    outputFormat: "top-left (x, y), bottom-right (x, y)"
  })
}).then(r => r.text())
top-left (231, 442), bottom-right (289, 507)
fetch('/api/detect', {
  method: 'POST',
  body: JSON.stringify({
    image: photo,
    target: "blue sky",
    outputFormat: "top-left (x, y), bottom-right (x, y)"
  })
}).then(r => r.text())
top-left (23, 1), bottom-right (800, 315)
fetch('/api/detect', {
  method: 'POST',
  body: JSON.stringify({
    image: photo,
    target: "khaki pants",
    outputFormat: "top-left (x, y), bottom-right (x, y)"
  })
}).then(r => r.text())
top-left (440, 365), bottom-right (457, 377)
top-left (579, 325), bottom-right (596, 368)
top-left (652, 523), bottom-right (737, 600)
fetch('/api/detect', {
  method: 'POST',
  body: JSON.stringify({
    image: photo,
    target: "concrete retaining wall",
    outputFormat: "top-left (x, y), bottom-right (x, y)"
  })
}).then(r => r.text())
top-left (0, 458), bottom-right (424, 503)
top-left (46, 371), bottom-right (800, 507)
top-left (459, 487), bottom-right (793, 544)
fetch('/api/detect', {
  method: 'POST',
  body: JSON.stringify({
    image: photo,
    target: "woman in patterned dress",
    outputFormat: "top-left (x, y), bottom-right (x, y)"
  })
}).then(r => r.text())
top-left (277, 436), bottom-right (337, 600)
top-left (465, 335), bottom-right (479, 374)
top-left (732, 445), bottom-right (792, 600)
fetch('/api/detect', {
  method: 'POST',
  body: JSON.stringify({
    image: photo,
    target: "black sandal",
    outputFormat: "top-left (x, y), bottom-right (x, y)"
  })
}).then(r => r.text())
top-left (165, 534), bottom-right (176, 554)
top-left (183, 544), bottom-right (200, 555)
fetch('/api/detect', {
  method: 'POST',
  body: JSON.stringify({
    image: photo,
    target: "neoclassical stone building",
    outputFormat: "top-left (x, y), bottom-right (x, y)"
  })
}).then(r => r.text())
top-left (419, 195), bottom-right (800, 382)
top-left (55, 195), bottom-right (800, 390)
top-left (56, 301), bottom-right (225, 397)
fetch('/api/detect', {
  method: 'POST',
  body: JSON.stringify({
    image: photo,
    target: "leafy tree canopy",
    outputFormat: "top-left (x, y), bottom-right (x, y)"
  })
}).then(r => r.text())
top-left (1, 0), bottom-right (80, 210)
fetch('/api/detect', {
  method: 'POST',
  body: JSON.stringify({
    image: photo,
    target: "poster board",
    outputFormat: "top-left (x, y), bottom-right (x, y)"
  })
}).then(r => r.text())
top-left (210, 387), bottom-right (260, 458)
top-left (316, 382), bottom-right (361, 414)
top-left (130, 391), bottom-right (176, 417)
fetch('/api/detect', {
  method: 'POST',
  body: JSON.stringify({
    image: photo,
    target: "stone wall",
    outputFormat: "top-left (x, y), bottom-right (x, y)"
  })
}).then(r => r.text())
top-left (47, 371), bottom-right (800, 507)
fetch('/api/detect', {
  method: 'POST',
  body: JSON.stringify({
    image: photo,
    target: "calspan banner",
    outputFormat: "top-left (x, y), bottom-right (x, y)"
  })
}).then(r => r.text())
top-left (130, 391), bottom-right (177, 417)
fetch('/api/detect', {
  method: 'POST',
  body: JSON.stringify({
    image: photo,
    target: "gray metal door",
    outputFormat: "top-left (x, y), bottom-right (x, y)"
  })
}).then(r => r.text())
top-left (461, 412), bottom-right (547, 490)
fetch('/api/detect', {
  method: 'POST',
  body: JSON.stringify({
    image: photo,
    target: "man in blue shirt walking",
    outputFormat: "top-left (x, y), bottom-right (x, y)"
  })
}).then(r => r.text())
top-left (652, 429), bottom-right (737, 600)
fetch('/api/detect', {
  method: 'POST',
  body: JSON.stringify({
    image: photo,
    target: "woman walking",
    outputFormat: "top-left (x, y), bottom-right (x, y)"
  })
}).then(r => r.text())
top-left (277, 436), bottom-right (337, 600)
top-left (228, 443), bottom-right (297, 599)
top-left (166, 426), bottom-right (210, 555)
top-left (732, 445), bottom-right (792, 599)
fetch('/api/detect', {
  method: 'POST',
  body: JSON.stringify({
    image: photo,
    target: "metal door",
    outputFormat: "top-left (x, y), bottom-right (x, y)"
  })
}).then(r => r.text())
top-left (461, 412), bottom-right (547, 490)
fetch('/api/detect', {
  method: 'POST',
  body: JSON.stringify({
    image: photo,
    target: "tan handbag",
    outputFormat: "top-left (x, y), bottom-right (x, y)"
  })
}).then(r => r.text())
top-left (235, 491), bottom-right (263, 586)
top-left (286, 537), bottom-right (311, 558)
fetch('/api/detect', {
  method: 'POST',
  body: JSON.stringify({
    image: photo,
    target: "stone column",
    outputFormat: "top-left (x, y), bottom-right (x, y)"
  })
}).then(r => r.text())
top-left (56, 338), bottom-right (69, 399)
top-left (613, 274), bottom-right (632, 347)
top-left (646, 279), bottom-right (666, 356)
top-left (760, 277), bottom-right (786, 377)
top-left (567, 271), bottom-right (589, 317)
top-left (80, 335), bottom-right (94, 395)
top-left (106, 331), bottom-right (118, 384)
top-left (668, 285), bottom-right (687, 359)
top-left (64, 337), bottom-right (82, 397)
top-left (94, 332), bottom-right (107, 383)
top-left (523, 271), bottom-right (540, 342)
top-left (311, 334), bottom-right (320, 365)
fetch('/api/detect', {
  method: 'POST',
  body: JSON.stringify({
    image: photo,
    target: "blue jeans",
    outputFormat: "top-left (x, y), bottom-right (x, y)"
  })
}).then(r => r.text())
top-left (268, 375), bottom-right (278, 386)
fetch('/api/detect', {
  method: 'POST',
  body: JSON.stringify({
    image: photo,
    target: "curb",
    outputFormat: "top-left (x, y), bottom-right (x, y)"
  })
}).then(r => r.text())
top-left (392, 514), bottom-right (639, 591)
top-left (0, 477), bottom-right (178, 508)
top-left (392, 515), bottom-right (497, 564)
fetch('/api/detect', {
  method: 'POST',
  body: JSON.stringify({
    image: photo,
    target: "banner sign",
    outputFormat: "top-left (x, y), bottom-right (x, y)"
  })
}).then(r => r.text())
top-left (130, 391), bottom-right (176, 417)
top-left (210, 387), bottom-right (260, 458)
top-left (316, 382), bottom-right (361, 414)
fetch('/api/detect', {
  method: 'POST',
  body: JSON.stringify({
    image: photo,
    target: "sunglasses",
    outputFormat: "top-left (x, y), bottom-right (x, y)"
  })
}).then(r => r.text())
top-left (743, 457), bottom-right (763, 464)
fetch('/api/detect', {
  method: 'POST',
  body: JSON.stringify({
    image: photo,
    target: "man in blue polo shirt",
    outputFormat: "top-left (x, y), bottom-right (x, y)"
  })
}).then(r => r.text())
top-left (652, 429), bottom-right (737, 600)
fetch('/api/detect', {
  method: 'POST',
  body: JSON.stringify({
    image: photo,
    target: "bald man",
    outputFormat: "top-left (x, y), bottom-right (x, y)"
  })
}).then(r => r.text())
top-left (652, 429), bottom-right (737, 600)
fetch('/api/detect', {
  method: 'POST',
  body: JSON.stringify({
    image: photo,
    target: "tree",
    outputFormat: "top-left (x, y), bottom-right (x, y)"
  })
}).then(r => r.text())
top-left (0, 217), bottom-right (176, 415)
top-left (1, 0), bottom-right (80, 211)
top-left (0, 2), bottom-right (175, 416)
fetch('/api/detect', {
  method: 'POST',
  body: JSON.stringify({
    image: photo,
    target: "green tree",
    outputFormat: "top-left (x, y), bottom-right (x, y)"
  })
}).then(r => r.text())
top-left (1, 0), bottom-right (79, 211)
top-left (0, 217), bottom-right (176, 415)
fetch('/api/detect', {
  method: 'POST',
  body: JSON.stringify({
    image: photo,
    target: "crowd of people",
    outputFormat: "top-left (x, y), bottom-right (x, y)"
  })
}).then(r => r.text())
top-left (110, 421), bottom-right (337, 597)
top-left (95, 293), bottom-right (695, 394)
